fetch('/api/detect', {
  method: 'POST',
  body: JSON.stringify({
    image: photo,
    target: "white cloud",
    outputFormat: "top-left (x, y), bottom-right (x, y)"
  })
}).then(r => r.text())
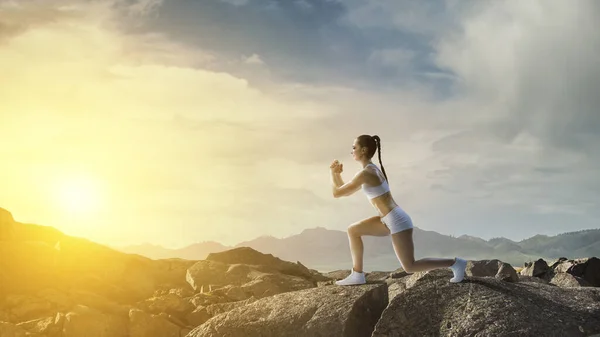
top-left (3, 0), bottom-right (600, 248)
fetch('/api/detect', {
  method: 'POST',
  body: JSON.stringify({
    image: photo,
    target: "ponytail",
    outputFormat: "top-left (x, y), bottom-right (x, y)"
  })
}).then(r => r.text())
top-left (372, 135), bottom-right (388, 182)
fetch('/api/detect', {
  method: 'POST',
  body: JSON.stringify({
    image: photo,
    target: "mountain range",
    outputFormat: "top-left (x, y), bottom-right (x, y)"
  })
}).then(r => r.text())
top-left (113, 226), bottom-right (600, 272)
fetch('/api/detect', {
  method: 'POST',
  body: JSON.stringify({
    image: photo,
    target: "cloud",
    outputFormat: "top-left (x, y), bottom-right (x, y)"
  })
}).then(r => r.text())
top-left (218, 0), bottom-right (248, 6)
top-left (0, 0), bottom-right (351, 246)
top-left (243, 53), bottom-right (264, 65)
top-left (3, 0), bottom-right (600, 247)
top-left (367, 48), bottom-right (415, 71)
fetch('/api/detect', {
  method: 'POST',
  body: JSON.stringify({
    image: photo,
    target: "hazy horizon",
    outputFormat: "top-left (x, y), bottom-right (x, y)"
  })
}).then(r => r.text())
top-left (2, 0), bottom-right (600, 249)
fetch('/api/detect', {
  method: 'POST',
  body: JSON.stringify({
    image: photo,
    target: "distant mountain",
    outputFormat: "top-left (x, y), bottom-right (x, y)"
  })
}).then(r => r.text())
top-left (115, 226), bottom-right (600, 272)
top-left (114, 241), bottom-right (229, 260)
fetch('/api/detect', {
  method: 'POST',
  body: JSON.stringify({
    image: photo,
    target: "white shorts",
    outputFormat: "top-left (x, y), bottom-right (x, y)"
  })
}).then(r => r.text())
top-left (381, 206), bottom-right (413, 234)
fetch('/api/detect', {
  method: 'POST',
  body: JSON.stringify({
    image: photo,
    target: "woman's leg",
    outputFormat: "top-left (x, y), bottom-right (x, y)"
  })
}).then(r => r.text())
top-left (390, 229), bottom-right (456, 272)
top-left (346, 215), bottom-right (391, 273)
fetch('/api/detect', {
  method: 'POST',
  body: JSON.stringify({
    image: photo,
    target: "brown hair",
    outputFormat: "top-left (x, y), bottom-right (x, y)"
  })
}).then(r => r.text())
top-left (356, 134), bottom-right (388, 181)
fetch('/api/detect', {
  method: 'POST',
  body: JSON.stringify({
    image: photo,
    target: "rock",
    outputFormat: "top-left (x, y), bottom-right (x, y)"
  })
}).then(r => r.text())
top-left (157, 312), bottom-right (189, 329)
top-left (0, 207), bottom-right (16, 241)
top-left (69, 289), bottom-right (131, 316)
top-left (185, 307), bottom-right (212, 327)
top-left (15, 315), bottom-right (62, 336)
top-left (547, 272), bottom-right (592, 288)
top-left (187, 284), bottom-right (388, 337)
top-left (466, 259), bottom-right (518, 282)
top-left (549, 257), bottom-right (569, 269)
top-left (495, 263), bottom-right (519, 283)
top-left (0, 321), bottom-right (27, 337)
top-left (206, 247), bottom-right (314, 280)
top-left (129, 309), bottom-right (181, 337)
top-left (308, 269), bottom-right (331, 282)
top-left (207, 285), bottom-right (250, 302)
top-left (137, 293), bottom-right (194, 317)
top-left (554, 259), bottom-right (575, 273)
top-left (0, 242), bottom-right (59, 294)
top-left (385, 279), bottom-right (407, 301)
top-left (389, 268), bottom-right (409, 279)
top-left (185, 261), bottom-right (248, 291)
top-left (5, 295), bottom-right (53, 322)
top-left (324, 270), bottom-right (393, 282)
top-left (168, 288), bottom-right (194, 298)
top-left (520, 258), bottom-right (549, 277)
top-left (62, 305), bottom-right (128, 337)
top-left (518, 275), bottom-right (549, 284)
top-left (365, 271), bottom-right (390, 282)
top-left (467, 259), bottom-right (503, 277)
top-left (323, 270), bottom-right (350, 280)
top-left (36, 288), bottom-right (72, 312)
top-left (317, 281), bottom-right (334, 287)
top-left (187, 293), bottom-right (230, 308)
top-left (239, 273), bottom-right (315, 299)
top-left (372, 269), bottom-right (600, 336)
top-left (552, 257), bottom-right (600, 287)
top-left (204, 297), bottom-right (257, 318)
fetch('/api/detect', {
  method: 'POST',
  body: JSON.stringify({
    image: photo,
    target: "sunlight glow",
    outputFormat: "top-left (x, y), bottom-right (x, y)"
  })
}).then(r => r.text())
top-left (54, 174), bottom-right (104, 215)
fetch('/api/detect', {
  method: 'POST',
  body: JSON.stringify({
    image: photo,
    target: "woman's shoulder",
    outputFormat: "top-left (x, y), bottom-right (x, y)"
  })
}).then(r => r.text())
top-left (359, 166), bottom-right (383, 184)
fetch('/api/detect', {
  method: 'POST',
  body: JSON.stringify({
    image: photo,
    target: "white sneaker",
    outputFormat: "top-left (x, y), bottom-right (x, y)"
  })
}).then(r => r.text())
top-left (335, 270), bottom-right (366, 286)
top-left (449, 258), bottom-right (467, 283)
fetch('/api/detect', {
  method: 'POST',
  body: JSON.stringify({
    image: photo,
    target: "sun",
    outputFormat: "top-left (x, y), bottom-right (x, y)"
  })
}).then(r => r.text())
top-left (55, 174), bottom-right (103, 215)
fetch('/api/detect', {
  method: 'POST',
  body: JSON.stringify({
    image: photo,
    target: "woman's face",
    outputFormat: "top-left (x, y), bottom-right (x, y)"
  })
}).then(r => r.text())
top-left (351, 139), bottom-right (363, 161)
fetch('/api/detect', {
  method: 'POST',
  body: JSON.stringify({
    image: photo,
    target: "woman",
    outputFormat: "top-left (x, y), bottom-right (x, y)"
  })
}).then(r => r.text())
top-left (330, 135), bottom-right (467, 286)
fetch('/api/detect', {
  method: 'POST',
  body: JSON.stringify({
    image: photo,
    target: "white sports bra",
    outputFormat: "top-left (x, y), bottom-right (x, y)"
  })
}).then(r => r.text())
top-left (361, 163), bottom-right (390, 199)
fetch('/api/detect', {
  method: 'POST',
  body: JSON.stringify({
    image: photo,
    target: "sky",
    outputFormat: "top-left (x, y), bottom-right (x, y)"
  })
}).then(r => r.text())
top-left (1, 0), bottom-right (599, 248)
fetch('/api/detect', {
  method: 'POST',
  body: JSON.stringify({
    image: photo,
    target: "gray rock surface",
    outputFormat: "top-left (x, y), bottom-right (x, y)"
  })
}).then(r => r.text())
top-left (186, 283), bottom-right (388, 337)
top-left (372, 269), bottom-right (600, 337)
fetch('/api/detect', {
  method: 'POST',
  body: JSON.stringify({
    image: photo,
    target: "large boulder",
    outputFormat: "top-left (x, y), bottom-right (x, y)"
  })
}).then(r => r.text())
top-left (520, 258), bottom-right (549, 277)
top-left (547, 272), bottom-right (592, 288)
top-left (372, 269), bottom-right (600, 336)
top-left (186, 297), bottom-right (257, 327)
top-left (467, 259), bottom-right (519, 282)
top-left (185, 261), bottom-right (248, 291)
top-left (552, 257), bottom-right (600, 287)
top-left (187, 283), bottom-right (388, 337)
top-left (206, 247), bottom-right (314, 280)
top-left (186, 261), bottom-right (316, 298)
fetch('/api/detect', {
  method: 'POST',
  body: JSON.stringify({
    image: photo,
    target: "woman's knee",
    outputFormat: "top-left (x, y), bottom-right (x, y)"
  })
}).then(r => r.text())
top-left (347, 224), bottom-right (360, 237)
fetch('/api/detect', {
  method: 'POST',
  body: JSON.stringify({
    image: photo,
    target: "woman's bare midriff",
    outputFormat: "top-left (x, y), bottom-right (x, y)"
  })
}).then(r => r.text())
top-left (369, 192), bottom-right (398, 217)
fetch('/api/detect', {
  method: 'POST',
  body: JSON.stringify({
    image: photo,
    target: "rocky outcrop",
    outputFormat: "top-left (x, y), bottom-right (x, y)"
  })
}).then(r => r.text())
top-left (552, 257), bottom-right (600, 287)
top-left (547, 272), bottom-right (591, 287)
top-left (0, 207), bottom-right (16, 241)
top-left (206, 247), bottom-right (317, 280)
top-left (520, 257), bottom-right (600, 288)
top-left (187, 283), bottom-right (388, 337)
top-left (186, 250), bottom-right (323, 300)
top-left (3, 207), bottom-right (600, 337)
top-left (373, 269), bottom-right (600, 336)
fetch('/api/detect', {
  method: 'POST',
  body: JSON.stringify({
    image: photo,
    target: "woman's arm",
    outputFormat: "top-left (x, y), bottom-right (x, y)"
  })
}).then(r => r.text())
top-left (331, 171), bottom-right (365, 198)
